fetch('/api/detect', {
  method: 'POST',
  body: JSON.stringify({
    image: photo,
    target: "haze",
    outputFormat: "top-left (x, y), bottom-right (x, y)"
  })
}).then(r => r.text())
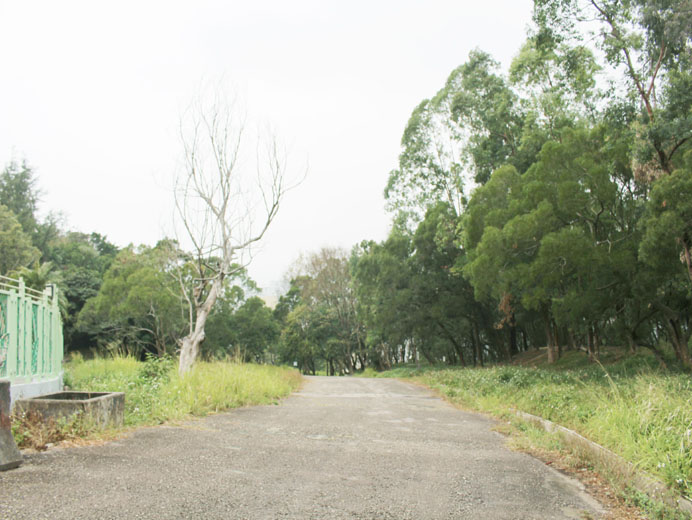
top-left (0, 0), bottom-right (533, 293)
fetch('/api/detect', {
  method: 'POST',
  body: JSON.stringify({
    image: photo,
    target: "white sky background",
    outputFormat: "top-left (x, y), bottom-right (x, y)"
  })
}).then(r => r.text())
top-left (0, 0), bottom-right (533, 296)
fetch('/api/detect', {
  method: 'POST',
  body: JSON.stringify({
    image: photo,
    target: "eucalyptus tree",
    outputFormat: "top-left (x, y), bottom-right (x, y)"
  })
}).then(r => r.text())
top-left (533, 0), bottom-right (692, 177)
top-left (384, 50), bottom-right (523, 228)
top-left (639, 159), bottom-right (692, 366)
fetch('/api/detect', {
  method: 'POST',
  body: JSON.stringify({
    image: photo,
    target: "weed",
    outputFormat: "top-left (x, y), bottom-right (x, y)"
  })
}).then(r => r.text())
top-left (11, 410), bottom-right (99, 450)
top-left (377, 358), bottom-right (692, 500)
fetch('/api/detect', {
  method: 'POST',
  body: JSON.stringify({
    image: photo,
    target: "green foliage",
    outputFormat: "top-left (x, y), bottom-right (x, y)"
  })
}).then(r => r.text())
top-left (0, 160), bottom-right (39, 239)
top-left (0, 204), bottom-right (40, 275)
top-left (533, 0), bottom-right (692, 175)
top-left (205, 295), bottom-right (279, 362)
top-left (44, 232), bottom-right (119, 350)
top-left (379, 354), bottom-right (692, 498)
top-left (138, 353), bottom-right (175, 382)
top-left (276, 249), bottom-right (366, 375)
top-left (76, 241), bottom-right (185, 357)
top-left (231, 296), bottom-right (280, 362)
top-left (63, 355), bottom-right (301, 427)
top-left (640, 158), bottom-right (692, 283)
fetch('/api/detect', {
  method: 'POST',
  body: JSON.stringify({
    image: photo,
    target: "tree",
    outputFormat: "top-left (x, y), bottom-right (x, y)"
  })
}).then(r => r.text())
top-left (384, 50), bottom-right (524, 228)
top-left (0, 204), bottom-right (40, 275)
top-left (231, 296), bottom-right (280, 362)
top-left (45, 232), bottom-right (119, 350)
top-left (353, 229), bottom-right (418, 368)
top-left (278, 248), bottom-right (366, 374)
top-left (175, 90), bottom-right (296, 375)
top-left (640, 155), bottom-right (692, 285)
top-left (638, 156), bottom-right (692, 366)
top-left (533, 0), bottom-right (692, 177)
top-left (202, 283), bottom-right (247, 359)
top-left (0, 160), bottom-right (39, 238)
top-left (77, 241), bottom-right (185, 357)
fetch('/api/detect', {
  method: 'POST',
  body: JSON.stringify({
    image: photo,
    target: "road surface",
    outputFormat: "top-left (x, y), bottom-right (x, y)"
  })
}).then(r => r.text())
top-left (0, 376), bottom-right (603, 519)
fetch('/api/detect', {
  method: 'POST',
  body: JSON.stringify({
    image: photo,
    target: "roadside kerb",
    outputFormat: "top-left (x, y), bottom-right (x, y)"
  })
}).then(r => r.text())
top-left (514, 409), bottom-right (692, 516)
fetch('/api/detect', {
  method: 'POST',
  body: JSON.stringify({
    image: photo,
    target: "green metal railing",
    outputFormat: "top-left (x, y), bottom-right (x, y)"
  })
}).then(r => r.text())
top-left (0, 276), bottom-right (63, 382)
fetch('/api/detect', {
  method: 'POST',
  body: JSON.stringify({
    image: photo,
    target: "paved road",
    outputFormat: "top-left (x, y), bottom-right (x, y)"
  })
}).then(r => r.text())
top-left (0, 377), bottom-right (603, 519)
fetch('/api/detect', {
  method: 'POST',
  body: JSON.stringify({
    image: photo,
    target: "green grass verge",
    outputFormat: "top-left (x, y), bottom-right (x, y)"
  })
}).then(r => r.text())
top-left (376, 351), bottom-right (692, 502)
top-left (12, 354), bottom-right (302, 449)
top-left (14, 356), bottom-right (301, 448)
top-left (63, 354), bottom-right (302, 427)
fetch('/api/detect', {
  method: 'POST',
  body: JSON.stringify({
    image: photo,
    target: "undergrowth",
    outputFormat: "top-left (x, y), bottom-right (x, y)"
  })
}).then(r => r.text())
top-left (11, 410), bottom-right (100, 450)
top-left (12, 354), bottom-right (302, 446)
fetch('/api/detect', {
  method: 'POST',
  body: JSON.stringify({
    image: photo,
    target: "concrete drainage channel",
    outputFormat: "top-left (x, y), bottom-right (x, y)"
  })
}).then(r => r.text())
top-left (0, 381), bottom-right (125, 472)
top-left (514, 410), bottom-right (692, 516)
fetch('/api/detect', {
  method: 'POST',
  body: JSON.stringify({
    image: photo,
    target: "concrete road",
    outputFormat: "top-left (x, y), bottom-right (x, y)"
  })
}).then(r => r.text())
top-left (0, 377), bottom-right (603, 519)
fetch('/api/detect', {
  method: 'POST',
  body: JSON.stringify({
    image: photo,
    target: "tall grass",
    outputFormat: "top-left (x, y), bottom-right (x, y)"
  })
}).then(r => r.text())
top-left (64, 354), bottom-right (302, 427)
top-left (379, 355), bottom-right (692, 498)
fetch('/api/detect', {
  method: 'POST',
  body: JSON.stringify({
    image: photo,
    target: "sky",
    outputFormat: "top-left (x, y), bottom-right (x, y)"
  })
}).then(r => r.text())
top-left (0, 0), bottom-right (534, 296)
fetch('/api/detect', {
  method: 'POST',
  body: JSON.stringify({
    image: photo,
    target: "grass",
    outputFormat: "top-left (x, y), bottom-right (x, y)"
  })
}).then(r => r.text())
top-left (375, 350), bottom-right (692, 503)
top-left (12, 354), bottom-right (302, 448)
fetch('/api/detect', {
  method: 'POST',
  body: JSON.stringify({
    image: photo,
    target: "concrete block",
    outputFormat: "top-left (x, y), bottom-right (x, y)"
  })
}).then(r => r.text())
top-left (15, 391), bottom-right (125, 429)
top-left (0, 380), bottom-right (22, 471)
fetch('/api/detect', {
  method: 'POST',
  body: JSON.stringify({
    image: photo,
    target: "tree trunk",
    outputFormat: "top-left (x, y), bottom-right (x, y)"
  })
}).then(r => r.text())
top-left (436, 320), bottom-right (466, 367)
top-left (586, 327), bottom-right (596, 363)
top-left (472, 322), bottom-right (483, 367)
top-left (520, 327), bottom-right (529, 352)
top-left (544, 314), bottom-right (557, 364)
top-left (553, 321), bottom-right (562, 359)
top-left (626, 332), bottom-right (637, 355)
top-left (567, 329), bottom-right (577, 352)
top-left (509, 313), bottom-right (518, 358)
top-left (419, 346), bottom-right (436, 365)
top-left (665, 318), bottom-right (692, 369)
top-left (178, 278), bottom-right (222, 375)
top-left (470, 332), bottom-right (478, 366)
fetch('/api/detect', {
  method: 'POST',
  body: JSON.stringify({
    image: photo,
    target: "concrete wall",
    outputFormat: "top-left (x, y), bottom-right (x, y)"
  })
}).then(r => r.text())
top-left (9, 374), bottom-right (63, 410)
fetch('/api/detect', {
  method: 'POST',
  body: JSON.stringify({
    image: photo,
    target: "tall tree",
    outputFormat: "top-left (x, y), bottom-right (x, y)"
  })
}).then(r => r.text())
top-left (174, 89), bottom-right (295, 375)
top-left (0, 160), bottom-right (39, 238)
top-left (284, 248), bottom-right (366, 373)
top-left (0, 205), bottom-right (40, 276)
top-left (533, 0), bottom-right (692, 176)
top-left (44, 232), bottom-right (119, 350)
top-left (77, 241), bottom-right (185, 357)
top-left (384, 50), bottom-right (524, 228)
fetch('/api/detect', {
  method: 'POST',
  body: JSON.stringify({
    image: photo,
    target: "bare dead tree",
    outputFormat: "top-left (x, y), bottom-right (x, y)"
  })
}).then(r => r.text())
top-left (174, 90), bottom-right (295, 375)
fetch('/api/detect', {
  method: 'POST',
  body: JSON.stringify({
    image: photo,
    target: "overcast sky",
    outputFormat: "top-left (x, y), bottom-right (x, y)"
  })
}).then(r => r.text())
top-left (0, 0), bottom-right (533, 295)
